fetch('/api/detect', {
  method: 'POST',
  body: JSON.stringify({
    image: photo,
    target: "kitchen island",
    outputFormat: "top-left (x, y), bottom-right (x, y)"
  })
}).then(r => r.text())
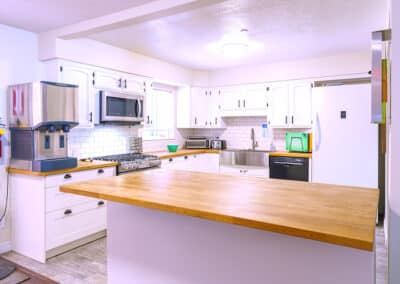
top-left (60, 169), bottom-right (378, 284)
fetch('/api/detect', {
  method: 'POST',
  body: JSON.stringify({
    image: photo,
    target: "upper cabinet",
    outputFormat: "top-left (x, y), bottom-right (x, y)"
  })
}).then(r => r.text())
top-left (267, 81), bottom-right (312, 128)
top-left (220, 84), bottom-right (268, 117)
top-left (189, 88), bottom-right (224, 129)
top-left (44, 60), bottom-right (95, 128)
top-left (93, 68), bottom-right (146, 95)
top-left (42, 59), bottom-right (149, 129)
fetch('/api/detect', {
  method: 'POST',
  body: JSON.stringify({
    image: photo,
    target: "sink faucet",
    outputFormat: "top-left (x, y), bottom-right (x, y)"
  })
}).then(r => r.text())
top-left (250, 128), bottom-right (259, 150)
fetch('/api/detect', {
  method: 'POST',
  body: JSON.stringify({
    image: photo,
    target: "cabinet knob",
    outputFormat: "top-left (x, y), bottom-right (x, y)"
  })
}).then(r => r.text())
top-left (98, 200), bottom-right (105, 206)
top-left (64, 174), bottom-right (72, 179)
top-left (169, 158), bottom-right (173, 162)
top-left (98, 169), bottom-right (104, 174)
top-left (64, 209), bottom-right (72, 215)
top-left (184, 156), bottom-right (188, 160)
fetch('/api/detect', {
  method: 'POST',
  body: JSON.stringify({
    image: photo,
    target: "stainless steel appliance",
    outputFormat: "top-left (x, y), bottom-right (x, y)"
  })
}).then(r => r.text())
top-left (185, 137), bottom-right (210, 149)
top-left (269, 156), bottom-right (309, 182)
top-left (210, 139), bottom-right (226, 150)
top-left (8, 81), bottom-right (79, 172)
top-left (93, 153), bottom-right (161, 175)
top-left (95, 90), bottom-right (145, 124)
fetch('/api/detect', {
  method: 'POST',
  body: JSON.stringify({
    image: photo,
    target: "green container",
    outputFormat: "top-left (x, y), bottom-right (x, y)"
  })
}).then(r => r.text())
top-left (285, 132), bottom-right (309, 152)
top-left (167, 144), bottom-right (179, 153)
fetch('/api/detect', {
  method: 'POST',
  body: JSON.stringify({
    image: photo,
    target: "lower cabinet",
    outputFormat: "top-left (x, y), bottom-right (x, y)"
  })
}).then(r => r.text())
top-left (10, 166), bottom-right (115, 263)
top-left (162, 154), bottom-right (220, 174)
top-left (219, 165), bottom-right (269, 178)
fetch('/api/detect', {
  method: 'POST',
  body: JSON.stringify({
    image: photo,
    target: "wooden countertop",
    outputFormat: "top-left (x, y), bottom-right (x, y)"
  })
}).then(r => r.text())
top-left (60, 169), bottom-right (378, 251)
top-left (147, 149), bottom-right (311, 159)
top-left (7, 160), bottom-right (118, 176)
top-left (269, 151), bottom-right (312, 158)
top-left (147, 149), bottom-right (220, 159)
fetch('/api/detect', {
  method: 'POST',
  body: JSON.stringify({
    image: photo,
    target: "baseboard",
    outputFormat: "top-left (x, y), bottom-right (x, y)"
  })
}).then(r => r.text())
top-left (0, 241), bottom-right (12, 254)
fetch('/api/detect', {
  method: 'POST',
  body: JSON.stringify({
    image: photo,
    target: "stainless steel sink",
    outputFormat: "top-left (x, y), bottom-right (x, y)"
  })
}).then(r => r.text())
top-left (220, 149), bottom-right (269, 167)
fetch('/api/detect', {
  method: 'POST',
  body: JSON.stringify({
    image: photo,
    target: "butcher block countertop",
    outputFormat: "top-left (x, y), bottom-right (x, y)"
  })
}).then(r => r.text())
top-left (60, 169), bottom-right (378, 251)
top-left (269, 151), bottom-right (312, 158)
top-left (148, 149), bottom-right (311, 159)
top-left (147, 149), bottom-right (220, 159)
top-left (7, 160), bottom-right (118, 176)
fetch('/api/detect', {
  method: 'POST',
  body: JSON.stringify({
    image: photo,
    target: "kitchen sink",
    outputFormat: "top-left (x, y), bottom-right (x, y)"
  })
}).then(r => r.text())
top-left (220, 149), bottom-right (269, 168)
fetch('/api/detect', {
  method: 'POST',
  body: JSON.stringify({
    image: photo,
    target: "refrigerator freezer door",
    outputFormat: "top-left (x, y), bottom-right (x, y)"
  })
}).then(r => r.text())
top-left (312, 84), bottom-right (378, 188)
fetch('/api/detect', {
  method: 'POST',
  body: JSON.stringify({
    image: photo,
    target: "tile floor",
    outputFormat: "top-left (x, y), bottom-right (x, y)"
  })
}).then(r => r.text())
top-left (2, 226), bottom-right (388, 284)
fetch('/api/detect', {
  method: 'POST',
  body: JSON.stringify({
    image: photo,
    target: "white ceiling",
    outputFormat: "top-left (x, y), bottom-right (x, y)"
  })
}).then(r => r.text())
top-left (0, 0), bottom-right (156, 32)
top-left (89, 0), bottom-right (388, 70)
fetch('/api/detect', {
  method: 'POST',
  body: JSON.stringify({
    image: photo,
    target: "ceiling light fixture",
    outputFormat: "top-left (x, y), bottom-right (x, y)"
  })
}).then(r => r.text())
top-left (221, 29), bottom-right (250, 58)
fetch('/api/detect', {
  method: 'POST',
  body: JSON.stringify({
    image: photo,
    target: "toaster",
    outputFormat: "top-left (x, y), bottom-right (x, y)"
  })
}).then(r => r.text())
top-left (210, 139), bottom-right (226, 150)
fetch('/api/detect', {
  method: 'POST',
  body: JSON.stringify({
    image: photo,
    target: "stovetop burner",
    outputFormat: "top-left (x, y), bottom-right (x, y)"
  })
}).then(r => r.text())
top-left (94, 153), bottom-right (159, 162)
top-left (93, 153), bottom-right (161, 174)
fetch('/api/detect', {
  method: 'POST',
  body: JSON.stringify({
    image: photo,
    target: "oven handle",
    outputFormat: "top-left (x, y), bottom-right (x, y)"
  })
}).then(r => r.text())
top-left (137, 99), bottom-right (142, 118)
top-left (272, 161), bottom-right (304, 166)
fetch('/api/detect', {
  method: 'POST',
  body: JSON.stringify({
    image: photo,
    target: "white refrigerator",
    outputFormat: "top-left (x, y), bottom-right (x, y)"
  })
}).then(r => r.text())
top-left (312, 83), bottom-right (378, 188)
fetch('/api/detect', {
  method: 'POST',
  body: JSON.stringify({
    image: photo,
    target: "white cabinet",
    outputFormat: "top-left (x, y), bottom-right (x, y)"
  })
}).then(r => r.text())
top-left (220, 84), bottom-right (268, 117)
top-left (267, 83), bottom-right (291, 127)
top-left (93, 68), bottom-right (146, 95)
top-left (43, 60), bottom-right (95, 128)
top-left (93, 68), bottom-right (122, 92)
top-left (162, 153), bottom-right (220, 174)
top-left (189, 88), bottom-right (224, 129)
top-left (267, 81), bottom-right (312, 128)
top-left (10, 166), bottom-right (115, 263)
top-left (219, 165), bottom-right (269, 178)
top-left (289, 81), bottom-right (313, 128)
top-left (176, 86), bottom-right (191, 128)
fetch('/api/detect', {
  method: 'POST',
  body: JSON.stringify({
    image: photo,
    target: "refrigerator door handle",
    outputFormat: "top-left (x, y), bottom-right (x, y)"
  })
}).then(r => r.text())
top-left (315, 113), bottom-right (322, 151)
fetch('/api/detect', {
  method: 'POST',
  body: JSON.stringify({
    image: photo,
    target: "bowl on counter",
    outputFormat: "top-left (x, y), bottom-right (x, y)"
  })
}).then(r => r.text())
top-left (167, 144), bottom-right (179, 153)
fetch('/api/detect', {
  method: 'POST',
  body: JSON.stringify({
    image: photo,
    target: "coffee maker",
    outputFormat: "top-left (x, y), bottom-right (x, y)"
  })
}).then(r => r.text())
top-left (8, 81), bottom-right (79, 172)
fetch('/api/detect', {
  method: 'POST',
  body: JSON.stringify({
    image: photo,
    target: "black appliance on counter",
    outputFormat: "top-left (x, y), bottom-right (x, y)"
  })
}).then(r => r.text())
top-left (93, 153), bottom-right (161, 175)
top-left (269, 156), bottom-right (309, 182)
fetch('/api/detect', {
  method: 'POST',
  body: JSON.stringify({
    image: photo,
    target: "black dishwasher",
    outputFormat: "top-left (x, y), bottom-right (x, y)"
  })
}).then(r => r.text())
top-left (269, 156), bottom-right (309, 181)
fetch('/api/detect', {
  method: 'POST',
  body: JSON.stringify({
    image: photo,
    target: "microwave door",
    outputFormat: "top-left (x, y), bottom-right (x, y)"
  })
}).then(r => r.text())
top-left (101, 91), bottom-right (143, 122)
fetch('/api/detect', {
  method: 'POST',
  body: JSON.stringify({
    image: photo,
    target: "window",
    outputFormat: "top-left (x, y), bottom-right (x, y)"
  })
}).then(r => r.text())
top-left (141, 88), bottom-right (175, 140)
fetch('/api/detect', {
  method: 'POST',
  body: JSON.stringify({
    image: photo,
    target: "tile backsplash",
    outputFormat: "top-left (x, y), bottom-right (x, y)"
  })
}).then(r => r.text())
top-left (193, 117), bottom-right (310, 151)
top-left (68, 125), bottom-right (190, 158)
top-left (67, 118), bottom-right (309, 158)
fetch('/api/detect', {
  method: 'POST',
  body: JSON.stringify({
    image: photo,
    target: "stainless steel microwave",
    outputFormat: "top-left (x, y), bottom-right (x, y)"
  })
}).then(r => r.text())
top-left (96, 90), bottom-right (145, 124)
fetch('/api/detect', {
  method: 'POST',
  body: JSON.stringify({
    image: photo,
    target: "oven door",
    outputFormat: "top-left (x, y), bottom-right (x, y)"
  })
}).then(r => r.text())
top-left (100, 91), bottom-right (144, 123)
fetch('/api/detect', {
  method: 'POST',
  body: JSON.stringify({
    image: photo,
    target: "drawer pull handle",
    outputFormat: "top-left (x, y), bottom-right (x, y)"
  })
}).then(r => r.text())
top-left (64, 174), bottom-right (72, 179)
top-left (98, 169), bottom-right (104, 174)
top-left (98, 201), bottom-right (105, 206)
top-left (64, 209), bottom-right (72, 215)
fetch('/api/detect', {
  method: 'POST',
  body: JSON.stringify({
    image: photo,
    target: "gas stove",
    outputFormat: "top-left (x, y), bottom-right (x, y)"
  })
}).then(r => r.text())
top-left (93, 153), bottom-right (161, 175)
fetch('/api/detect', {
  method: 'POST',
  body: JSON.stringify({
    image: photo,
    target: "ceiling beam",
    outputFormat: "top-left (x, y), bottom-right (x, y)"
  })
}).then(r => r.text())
top-left (49, 0), bottom-right (227, 39)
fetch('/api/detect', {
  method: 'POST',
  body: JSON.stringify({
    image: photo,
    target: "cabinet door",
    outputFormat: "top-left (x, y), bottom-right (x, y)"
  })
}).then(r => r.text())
top-left (124, 74), bottom-right (146, 94)
top-left (220, 86), bottom-right (242, 116)
top-left (209, 89), bottom-right (224, 128)
top-left (93, 68), bottom-right (122, 92)
top-left (59, 62), bottom-right (94, 128)
top-left (243, 167), bottom-right (269, 178)
top-left (191, 88), bottom-right (207, 128)
top-left (176, 86), bottom-right (191, 128)
top-left (243, 84), bottom-right (268, 116)
top-left (267, 83), bottom-right (290, 127)
top-left (290, 81), bottom-right (313, 128)
top-left (196, 154), bottom-right (220, 173)
top-left (219, 166), bottom-right (242, 176)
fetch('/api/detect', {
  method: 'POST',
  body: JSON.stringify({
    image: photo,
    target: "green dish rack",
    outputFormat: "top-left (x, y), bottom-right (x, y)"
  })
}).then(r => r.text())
top-left (285, 132), bottom-right (309, 152)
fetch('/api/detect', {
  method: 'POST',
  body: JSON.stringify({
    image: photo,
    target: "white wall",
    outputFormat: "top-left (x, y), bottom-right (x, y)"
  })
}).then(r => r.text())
top-left (207, 51), bottom-right (371, 86)
top-left (388, 1), bottom-right (400, 283)
top-left (0, 24), bottom-right (41, 248)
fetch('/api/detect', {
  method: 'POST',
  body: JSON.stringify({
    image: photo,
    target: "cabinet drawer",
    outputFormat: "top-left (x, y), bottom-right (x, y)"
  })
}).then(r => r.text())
top-left (45, 167), bottom-right (114, 188)
top-left (46, 186), bottom-right (94, 213)
top-left (46, 200), bottom-right (106, 250)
